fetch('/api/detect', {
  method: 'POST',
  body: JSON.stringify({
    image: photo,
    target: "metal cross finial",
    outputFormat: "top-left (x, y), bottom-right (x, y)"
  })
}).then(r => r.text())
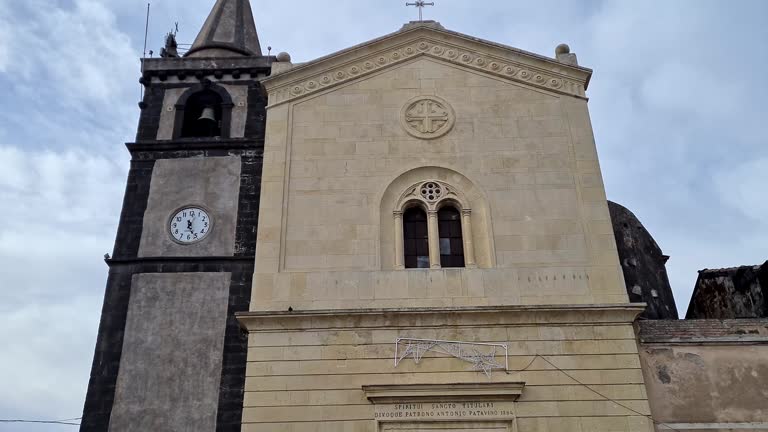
top-left (406, 1), bottom-right (435, 22)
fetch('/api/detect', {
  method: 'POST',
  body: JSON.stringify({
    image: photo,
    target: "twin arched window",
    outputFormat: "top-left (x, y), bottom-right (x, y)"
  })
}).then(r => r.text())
top-left (403, 206), bottom-right (466, 268)
top-left (395, 181), bottom-right (476, 269)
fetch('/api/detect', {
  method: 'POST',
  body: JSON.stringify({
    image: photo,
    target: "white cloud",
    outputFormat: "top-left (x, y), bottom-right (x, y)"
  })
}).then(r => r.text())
top-left (0, 147), bottom-right (124, 237)
top-left (0, 2), bottom-right (133, 426)
top-left (0, 146), bottom-right (123, 425)
top-left (0, 0), bottom-right (137, 104)
top-left (0, 296), bottom-right (103, 421)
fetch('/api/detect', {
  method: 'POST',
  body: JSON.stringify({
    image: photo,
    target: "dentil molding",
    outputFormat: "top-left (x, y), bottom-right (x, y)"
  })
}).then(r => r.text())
top-left (266, 37), bottom-right (587, 106)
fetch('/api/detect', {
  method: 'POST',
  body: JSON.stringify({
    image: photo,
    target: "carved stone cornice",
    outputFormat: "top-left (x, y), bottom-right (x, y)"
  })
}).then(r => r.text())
top-left (236, 304), bottom-right (647, 331)
top-left (263, 29), bottom-right (591, 107)
top-left (363, 383), bottom-right (525, 403)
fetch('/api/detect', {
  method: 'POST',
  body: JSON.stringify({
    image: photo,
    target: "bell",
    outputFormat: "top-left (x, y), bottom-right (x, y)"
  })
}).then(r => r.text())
top-left (198, 106), bottom-right (217, 123)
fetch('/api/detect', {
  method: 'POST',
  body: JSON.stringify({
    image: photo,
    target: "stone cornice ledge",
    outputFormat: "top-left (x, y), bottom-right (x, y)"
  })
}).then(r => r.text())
top-left (263, 29), bottom-right (592, 107)
top-left (363, 383), bottom-right (525, 403)
top-left (639, 336), bottom-right (768, 345)
top-left (236, 303), bottom-right (646, 331)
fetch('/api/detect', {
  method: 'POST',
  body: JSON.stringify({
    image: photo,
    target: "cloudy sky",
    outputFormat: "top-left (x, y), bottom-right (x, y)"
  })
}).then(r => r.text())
top-left (0, 0), bottom-right (766, 428)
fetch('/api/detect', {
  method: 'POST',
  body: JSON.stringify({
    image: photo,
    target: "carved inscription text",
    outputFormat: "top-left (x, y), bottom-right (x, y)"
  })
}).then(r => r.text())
top-left (374, 401), bottom-right (515, 421)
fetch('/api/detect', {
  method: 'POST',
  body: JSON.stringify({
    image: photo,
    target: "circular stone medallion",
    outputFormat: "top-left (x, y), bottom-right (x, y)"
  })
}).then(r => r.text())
top-left (400, 95), bottom-right (456, 140)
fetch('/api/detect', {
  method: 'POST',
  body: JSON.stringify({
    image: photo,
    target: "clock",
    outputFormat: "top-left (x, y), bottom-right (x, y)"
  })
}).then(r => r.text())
top-left (168, 206), bottom-right (213, 244)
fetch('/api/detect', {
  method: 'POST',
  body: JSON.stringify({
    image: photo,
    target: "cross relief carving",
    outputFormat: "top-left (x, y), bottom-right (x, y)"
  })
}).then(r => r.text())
top-left (401, 95), bottom-right (456, 139)
top-left (405, 99), bottom-right (450, 134)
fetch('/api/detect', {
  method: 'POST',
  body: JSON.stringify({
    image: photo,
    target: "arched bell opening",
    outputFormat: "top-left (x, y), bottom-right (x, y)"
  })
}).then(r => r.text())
top-left (181, 89), bottom-right (224, 138)
top-left (173, 82), bottom-right (234, 139)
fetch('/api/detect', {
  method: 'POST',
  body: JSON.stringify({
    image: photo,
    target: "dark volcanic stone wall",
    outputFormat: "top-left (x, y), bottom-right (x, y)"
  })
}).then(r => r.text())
top-left (80, 80), bottom-right (268, 432)
top-left (608, 201), bottom-right (678, 319)
top-left (686, 262), bottom-right (767, 319)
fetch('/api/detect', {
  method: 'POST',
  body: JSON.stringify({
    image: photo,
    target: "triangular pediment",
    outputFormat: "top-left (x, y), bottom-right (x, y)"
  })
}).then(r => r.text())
top-left (263, 22), bottom-right (592, 106)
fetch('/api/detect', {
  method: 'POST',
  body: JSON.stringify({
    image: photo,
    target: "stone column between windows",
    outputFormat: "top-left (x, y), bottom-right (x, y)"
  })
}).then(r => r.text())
top-left (461, 209), bottom-right (477, 268)
top-left (393, 211), bottom-right (405, 269)
top-left (427, 210), bottom-right (441, 269)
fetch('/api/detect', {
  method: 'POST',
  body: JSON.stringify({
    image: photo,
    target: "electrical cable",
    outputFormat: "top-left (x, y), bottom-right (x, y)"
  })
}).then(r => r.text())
top-left (0, 418), bottom-right (80, 425)
top-left (519, 354), bottom-right (683, 432)
top-left (2, 354), bottom-right (687, 431)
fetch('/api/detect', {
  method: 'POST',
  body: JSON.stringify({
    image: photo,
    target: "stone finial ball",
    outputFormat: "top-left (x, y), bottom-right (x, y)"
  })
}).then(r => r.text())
top-left (276, 52), bottom-right (291, 62)
top-left (555, 44), bottom-right (571, 55)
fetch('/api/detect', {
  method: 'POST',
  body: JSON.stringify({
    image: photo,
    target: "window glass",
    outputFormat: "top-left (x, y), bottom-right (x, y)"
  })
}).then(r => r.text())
top-left (403, 207), bottom-right (429, 269)
top-left (438, 206), bottom-right (465, 268)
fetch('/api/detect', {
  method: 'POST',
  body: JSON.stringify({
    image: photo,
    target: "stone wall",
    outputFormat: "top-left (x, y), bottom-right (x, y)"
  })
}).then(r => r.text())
top-left (109, 273), bottom-right (230, 432)
top-left (239, 306), bottom-right (653, 432)
top-left (80, 129), bottom-right (266, 432)
top-left (255, 46), bottom-right (627, 311)
top-left (608, 201), bottom-right (677, 319)
top-left (244, 25), bottom-right (645, 432)
top-left (686, 263), bottom-right (767, 319)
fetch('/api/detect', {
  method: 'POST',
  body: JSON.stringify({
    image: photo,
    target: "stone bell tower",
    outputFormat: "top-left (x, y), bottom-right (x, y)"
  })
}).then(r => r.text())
top-left (79, 1), bottom-right (275, 431)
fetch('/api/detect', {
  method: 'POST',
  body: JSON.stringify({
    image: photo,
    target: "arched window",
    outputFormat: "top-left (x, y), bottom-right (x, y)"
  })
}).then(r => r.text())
top-left (385, 170), bottom-right (491, 270)
top-left (393, 181), bottom-right (477, 270)
top-left (181, 89), bottom-right (223, 138)
top-left (403, 207), bottom-right (429, 269)
top-left (438, 206), bottom-right (465, 268)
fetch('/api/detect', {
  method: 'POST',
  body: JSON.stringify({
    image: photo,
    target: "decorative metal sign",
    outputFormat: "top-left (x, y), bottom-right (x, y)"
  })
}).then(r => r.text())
top-left (395, 338), bottom-right (508, 377)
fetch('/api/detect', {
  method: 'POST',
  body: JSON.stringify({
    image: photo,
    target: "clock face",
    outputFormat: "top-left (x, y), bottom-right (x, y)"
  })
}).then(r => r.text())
top-left (169, 207), bottom-right (212, 244)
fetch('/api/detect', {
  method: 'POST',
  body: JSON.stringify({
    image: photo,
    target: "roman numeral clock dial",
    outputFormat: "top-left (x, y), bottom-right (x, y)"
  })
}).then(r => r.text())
top-left (169, 206), bottom-right (213, 244)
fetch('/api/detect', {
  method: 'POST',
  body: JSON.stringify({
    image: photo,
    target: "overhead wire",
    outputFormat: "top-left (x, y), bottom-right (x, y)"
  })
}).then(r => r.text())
top-left (0, 418), bottom-right (80, 426)
top-left (2, 354), bottom-right (685, 431)
top-left (509, 354), bottom-right (682, 432)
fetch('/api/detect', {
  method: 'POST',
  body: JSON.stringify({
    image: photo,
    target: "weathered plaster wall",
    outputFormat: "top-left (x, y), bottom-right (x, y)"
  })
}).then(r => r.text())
top-left (222, 84), bottom-right (249, 138)
top-left (157, 88), bottom-right (187, 140)
top-left (109, 273), bottom-right (231, 432)
top-left (139, 156), bottom-right (241, 257)
top-left (637, 319), bottom-right (768, 431)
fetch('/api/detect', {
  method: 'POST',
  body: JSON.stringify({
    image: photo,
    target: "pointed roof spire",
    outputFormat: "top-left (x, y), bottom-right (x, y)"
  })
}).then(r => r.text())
top-left (186, 0), bottom-right (262, 58)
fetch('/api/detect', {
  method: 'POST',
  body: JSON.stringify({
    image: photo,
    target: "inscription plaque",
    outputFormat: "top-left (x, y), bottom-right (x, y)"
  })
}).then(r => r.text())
top-left (374, 401), bottom-right (515, 421)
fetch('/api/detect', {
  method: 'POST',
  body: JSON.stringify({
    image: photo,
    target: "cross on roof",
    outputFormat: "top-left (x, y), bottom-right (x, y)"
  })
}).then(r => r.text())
top-left (406, 1), bottom-right (435, 22)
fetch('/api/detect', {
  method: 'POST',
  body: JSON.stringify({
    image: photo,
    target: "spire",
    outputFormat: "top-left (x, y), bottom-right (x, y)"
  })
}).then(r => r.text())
top-left (186, 0), bottom-right (262, 58)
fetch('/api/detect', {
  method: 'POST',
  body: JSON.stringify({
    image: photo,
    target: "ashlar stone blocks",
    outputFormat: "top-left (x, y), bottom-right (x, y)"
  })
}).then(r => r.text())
top-left (244, 24), bottom-right (645, 432)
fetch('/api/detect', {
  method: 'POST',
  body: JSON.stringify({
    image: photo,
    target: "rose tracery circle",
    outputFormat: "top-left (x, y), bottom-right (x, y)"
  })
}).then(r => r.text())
top-left (400, 95), bottom-right (456, 140)
top-left (420, 182), bottom-right (444, 202)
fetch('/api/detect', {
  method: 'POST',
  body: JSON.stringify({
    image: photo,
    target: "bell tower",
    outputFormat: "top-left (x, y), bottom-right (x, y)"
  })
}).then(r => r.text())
top-left (79, 1), bottom-right (275, 431)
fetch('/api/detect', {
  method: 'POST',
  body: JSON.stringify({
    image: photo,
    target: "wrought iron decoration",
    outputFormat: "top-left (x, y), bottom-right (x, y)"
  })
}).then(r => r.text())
top-left (395, 338), bottom-right (508, 377)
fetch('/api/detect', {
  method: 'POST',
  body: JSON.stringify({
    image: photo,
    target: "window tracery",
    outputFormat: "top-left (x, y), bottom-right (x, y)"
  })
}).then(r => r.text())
top-left (393, 180), bottom-right (476, 269)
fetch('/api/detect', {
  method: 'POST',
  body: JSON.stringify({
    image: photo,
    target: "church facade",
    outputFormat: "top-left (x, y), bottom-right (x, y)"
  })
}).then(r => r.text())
top-left (239, 17), bottom-right (651, 432)
top-left (79, 1), bottom-right (767, 432)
